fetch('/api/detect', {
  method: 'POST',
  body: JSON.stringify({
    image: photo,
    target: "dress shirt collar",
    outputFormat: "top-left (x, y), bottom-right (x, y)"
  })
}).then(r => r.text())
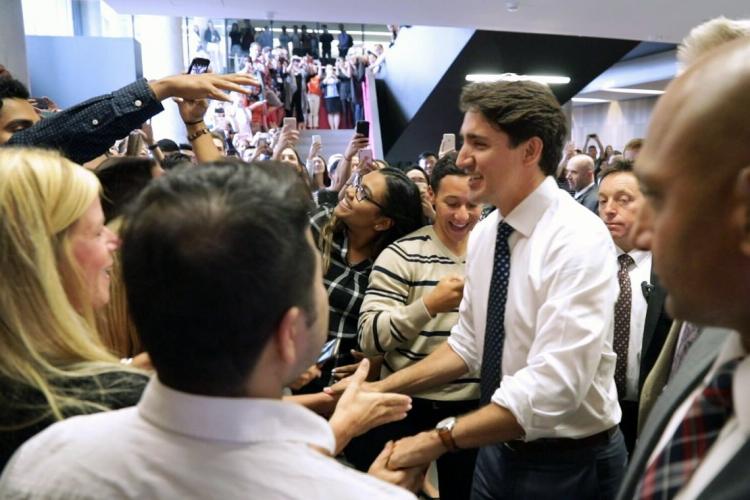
top-left (574, 181), bottom-right (595, 199)
top-left (501, 176), bottom-right (558, 238)
top-left (709, 332), bottom-right (750, 435)
top-left (138, 377), bottom-right (336, 453)
top-left (615, 247), bottom-right (651, 269)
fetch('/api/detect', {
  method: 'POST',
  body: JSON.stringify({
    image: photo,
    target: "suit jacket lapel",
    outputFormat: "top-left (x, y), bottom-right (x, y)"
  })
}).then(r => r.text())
top-left (616, 328), bottom-right (732, 500)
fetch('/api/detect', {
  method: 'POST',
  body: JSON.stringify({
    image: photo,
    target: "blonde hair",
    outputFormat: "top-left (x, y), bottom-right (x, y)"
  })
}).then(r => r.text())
top-left (678, 17), bottom-right (750, 71)
top-left (96, 217), bottom-right (143, 358)
top-left (0, 148), bottom-right (132, 425)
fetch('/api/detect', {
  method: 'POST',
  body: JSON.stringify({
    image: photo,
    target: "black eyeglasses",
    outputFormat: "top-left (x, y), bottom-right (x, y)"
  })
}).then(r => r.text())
top-left (352, 175), bottom-right (385, 211)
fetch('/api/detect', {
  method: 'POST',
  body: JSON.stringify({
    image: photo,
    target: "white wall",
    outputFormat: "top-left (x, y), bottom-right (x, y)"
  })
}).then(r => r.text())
top-left (571, 96), bottom-right (658, 152)
top-left (2, 0), bottom-right (30, 84)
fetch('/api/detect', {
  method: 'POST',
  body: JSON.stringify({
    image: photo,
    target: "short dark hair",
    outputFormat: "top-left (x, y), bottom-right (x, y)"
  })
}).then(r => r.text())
top-left (418, 151), bottom-right (437, 161)
top-left (156, 138), bottom-right (179, 153)
top-left (95, 157), bottom-right (157, 223)
top-left (178, 143), bottom-right (193, 151)
top-left (121, 160), bottom-right (316, 396)
top-left (429, 152), bottom-right (465, 193)
top-left (162, 152), bottom-right (194, 170)
top-left (0, 78), bottom-right (30, 112)
top-left (459, 80), bottom-right (567, 176)
top-left (599, 159), bottom-right (635, 183)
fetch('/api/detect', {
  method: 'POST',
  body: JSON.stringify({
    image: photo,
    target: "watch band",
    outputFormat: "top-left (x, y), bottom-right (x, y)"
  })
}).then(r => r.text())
top-left (436, 416), bottom-right (459, 452)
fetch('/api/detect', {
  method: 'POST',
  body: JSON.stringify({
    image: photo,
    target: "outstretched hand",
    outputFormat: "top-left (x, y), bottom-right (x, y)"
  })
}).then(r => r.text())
top-left (368, 441), bottom-right (427, 493)
top-left (150, 73), bottom-right (259, 103)
top-left (328, 359), bottom-right (411, 453)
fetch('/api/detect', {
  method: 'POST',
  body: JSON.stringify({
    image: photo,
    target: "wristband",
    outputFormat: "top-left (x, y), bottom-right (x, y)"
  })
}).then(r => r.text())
top-left (187, 127), bottom-right (210, 142)
top-left (147, 143), bottom-right (159, 151)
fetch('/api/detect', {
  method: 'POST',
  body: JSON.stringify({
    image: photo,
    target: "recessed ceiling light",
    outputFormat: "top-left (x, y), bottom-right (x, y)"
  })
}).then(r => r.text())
top-left (466, 73), bottom-right (570, 85)
top-left (603, 87), bottom-right (665, 95)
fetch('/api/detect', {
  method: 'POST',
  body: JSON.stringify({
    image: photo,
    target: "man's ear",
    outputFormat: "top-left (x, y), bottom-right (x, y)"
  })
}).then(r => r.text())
top-left (275, 306), bottom-right (305, 366)
top-left (521, 136), bottom-right (544, 168)
top-left (735, 166), bottom-right (750, 257)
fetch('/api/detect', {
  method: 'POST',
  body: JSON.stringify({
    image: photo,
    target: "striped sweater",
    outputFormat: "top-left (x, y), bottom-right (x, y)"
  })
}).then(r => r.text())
top-left (358, 225), bottom-right (480, 402)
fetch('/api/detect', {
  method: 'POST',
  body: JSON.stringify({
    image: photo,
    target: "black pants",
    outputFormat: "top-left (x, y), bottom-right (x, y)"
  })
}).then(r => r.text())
top-left (345, 397), bottom-right (479, 500)
top-left (619, 399), bottom-right (639, 457)
top-left (471, 427), bottom-right (627, 500)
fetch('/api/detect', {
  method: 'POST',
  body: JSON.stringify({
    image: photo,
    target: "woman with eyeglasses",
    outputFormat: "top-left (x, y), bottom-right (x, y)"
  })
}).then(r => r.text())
top-left (308, 167), bottom-right (424, 392)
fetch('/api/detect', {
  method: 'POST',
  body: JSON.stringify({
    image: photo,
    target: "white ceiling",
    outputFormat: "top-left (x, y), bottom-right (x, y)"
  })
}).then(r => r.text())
top-left (107, 0), bottom-right (750, 44)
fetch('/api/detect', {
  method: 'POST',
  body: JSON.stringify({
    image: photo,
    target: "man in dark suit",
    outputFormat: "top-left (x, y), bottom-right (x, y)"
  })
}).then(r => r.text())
top-left (615, 37), bottom-right (750, 499)
top-left (597, 160), bottom-right (672, 454)
top-left (566, 154), bottom-right (598, 213)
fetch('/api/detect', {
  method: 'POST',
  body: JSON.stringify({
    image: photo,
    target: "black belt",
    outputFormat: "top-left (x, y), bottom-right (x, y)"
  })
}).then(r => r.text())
top-left (503, 426), bottom-right (618, 454)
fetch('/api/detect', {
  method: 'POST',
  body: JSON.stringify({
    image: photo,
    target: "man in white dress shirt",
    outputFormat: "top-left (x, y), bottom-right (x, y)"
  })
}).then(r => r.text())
top-left (597, 160), bottom-right (672, 454)
top-left (330, 80), bottom-right (627, 499)
top-left (0, 162), bottom-right (417, 499)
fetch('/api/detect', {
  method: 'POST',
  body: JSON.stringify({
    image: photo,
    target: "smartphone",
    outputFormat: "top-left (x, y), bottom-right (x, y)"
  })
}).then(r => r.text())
top-left (187, 57), bottom-right (210, 75)
top-left (440, 133), bottom-right (456, 155)
top-left (358, 148), bottom-right (373, 165)
top-left (355, 120), bottom-right (370, 137)
top-left (283, 117), bottom-right (297, 130)
top-left (312, 134), bottom-right (322, 145)
top-left (31, 97), bottom-right (51, 110)
top-left (316, 338), bottom-right (340, 365)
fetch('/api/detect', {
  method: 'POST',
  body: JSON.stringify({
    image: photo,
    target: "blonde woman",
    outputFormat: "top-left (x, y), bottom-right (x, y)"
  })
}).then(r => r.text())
top-left (0, 148), bottom-right (147, 469)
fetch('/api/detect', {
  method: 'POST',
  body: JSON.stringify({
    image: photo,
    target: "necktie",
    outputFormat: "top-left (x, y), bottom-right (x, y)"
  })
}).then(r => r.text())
top-left (669, 322), bottom-right (702, 381)
top-left (480, 222), bottom-right (514, 405)
top-left (614, 253), bottom-right (634, 398)
top-left (636, 357), bottom-right (741, 500)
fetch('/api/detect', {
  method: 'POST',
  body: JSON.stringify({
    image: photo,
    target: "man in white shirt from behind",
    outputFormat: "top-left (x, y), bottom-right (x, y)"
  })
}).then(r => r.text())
top-left (0, 162), bottom-right (418, 499)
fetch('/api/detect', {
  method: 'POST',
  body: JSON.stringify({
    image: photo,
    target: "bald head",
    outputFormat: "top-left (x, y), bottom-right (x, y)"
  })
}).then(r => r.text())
top-left (634, 37), bottom-right (750, 333)
top-left (565, 154), bottom-right (595, 192)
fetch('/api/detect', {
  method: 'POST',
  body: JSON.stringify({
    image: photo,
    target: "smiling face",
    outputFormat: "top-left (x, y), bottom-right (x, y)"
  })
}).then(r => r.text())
top-left (67, 199), bottom-right (119, 309)
top-left (456, 110), bottom-right (527, 212)
top-left (598, 171), bottom-right (643, 252)
top-left (432, 174), bottom-right (480, 253)
top-left (333, 171), bottom-right (389, 232)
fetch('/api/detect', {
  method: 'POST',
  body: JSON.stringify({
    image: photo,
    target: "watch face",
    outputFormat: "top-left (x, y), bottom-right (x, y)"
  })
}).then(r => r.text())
top-left (436, 416), bottom-right (456, 430)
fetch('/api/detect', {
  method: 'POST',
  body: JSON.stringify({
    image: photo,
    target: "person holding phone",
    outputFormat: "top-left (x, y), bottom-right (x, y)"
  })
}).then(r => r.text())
top-left (322, 64), bottom-right (342, 129)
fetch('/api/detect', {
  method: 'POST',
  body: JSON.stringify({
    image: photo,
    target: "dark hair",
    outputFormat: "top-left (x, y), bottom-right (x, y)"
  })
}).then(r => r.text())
top-left (121, 160), bottom-right (315, 396)
top-left (459, 80), bottom-right (567, 176)
top-left (599, 159), bottom-right (635, 183)
top-left (95, 157), bottom-right (157, 223)
top-left (178, 143), bottom-right (193, 151)
top-left (0, 78), bottom-right (30, 112)
top-left (418, 151), bottom-right (437, 161)
top-left (162, 152), bottom-right (193, 170)
top-left (155, 139), bottom-right (179, 153)
top-left (372, 167), bottom-right (425, 256)
top-left (429, 152), bottom-right (465, 194)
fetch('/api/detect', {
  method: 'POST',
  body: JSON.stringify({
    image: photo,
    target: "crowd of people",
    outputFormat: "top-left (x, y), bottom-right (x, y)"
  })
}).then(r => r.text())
top-left (0, 14), bottom-right (749, 500)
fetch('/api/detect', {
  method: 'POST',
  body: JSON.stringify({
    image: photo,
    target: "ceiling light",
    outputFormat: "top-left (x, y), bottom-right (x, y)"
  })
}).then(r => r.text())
top-left (603, 87), bottom-right (665, 95)
top-left (571, 97), bottom-right (610, 104)
top-left (465, 73), bottom-right (570, 85)
top-left (506, 1), bottom-right (520, 12)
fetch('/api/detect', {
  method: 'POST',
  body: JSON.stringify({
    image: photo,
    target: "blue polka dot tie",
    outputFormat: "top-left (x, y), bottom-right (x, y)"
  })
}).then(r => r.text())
top-left (480, 221), bottom-right (514, 406)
